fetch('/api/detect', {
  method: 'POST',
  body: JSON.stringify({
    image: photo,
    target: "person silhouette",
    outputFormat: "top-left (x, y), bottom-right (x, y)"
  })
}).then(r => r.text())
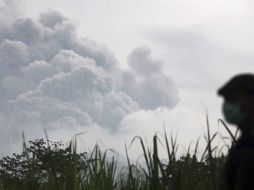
top-left (218, 73), bottom-right (254, 190)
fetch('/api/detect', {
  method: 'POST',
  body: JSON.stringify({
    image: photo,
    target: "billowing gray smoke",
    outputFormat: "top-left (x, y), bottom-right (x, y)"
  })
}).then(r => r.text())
top-left (0, 2), bottom-right (178, 155)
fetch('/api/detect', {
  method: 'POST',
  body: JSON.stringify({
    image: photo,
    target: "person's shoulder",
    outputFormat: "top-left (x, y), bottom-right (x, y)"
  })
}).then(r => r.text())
top-left (239, 145), bottom-right (254, 154)
top-left (238, 145), bottom-right (254, 164)
top-left (236, 134), bottom-right (254, 149)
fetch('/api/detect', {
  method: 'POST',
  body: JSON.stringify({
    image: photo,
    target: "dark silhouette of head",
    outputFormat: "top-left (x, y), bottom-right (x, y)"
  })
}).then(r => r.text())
top-left (218, 73), bottom-right (254, 131)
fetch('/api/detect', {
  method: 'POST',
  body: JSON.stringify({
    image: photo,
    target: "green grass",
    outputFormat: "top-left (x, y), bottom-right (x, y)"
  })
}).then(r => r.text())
top-left (0, 117), bottom-right (235, 190)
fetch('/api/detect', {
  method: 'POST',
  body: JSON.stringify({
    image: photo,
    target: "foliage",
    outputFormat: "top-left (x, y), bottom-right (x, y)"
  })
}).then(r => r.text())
top-left (0, 139), bottom-right (87, 190)
top-left (0, 117), bottom-right (233, 190)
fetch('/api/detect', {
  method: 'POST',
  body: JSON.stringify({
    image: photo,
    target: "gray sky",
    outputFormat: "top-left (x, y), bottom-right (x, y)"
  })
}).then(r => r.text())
top-left (0, 0), bottom-right (253, 157)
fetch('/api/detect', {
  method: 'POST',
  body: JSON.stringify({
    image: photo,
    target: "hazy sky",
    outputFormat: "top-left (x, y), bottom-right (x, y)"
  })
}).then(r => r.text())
top-left (0, 0), bottom-right (253, 157)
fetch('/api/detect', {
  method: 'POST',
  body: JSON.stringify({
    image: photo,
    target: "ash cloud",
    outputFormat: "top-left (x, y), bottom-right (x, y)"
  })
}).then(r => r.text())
top-left (121, 46), bottom-right (179, 109)
top-left (0, 3), bottom-right (178, 155)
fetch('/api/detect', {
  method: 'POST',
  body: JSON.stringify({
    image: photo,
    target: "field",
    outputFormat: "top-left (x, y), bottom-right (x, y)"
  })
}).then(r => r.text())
top-left (0, 117), bottom-right (236, 190)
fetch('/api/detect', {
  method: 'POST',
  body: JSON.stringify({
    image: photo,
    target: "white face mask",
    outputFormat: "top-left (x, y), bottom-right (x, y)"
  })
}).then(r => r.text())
top-left (222, 101), bottom-right (248, 125)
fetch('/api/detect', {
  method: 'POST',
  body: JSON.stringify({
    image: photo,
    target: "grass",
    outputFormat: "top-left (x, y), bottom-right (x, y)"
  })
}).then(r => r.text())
top-left (0, 117), bottom-right (235, 190)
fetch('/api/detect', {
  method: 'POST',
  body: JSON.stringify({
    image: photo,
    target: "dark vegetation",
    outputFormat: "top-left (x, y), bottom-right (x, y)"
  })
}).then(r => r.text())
top-left (0, 118), bottom-right (235, 190)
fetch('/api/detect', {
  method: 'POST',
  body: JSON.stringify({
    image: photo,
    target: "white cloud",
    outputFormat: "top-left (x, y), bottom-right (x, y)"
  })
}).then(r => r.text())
top-left (0, 40), bottom-right (28, 73)
top-left (0, 3), bottom-right (179, 155)
top-left (39, 8), bottom-right (69, 28)
top-left (0, 0), bottom-right (23, 22)
top-left (120, 46), bottom-right (179, 109)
